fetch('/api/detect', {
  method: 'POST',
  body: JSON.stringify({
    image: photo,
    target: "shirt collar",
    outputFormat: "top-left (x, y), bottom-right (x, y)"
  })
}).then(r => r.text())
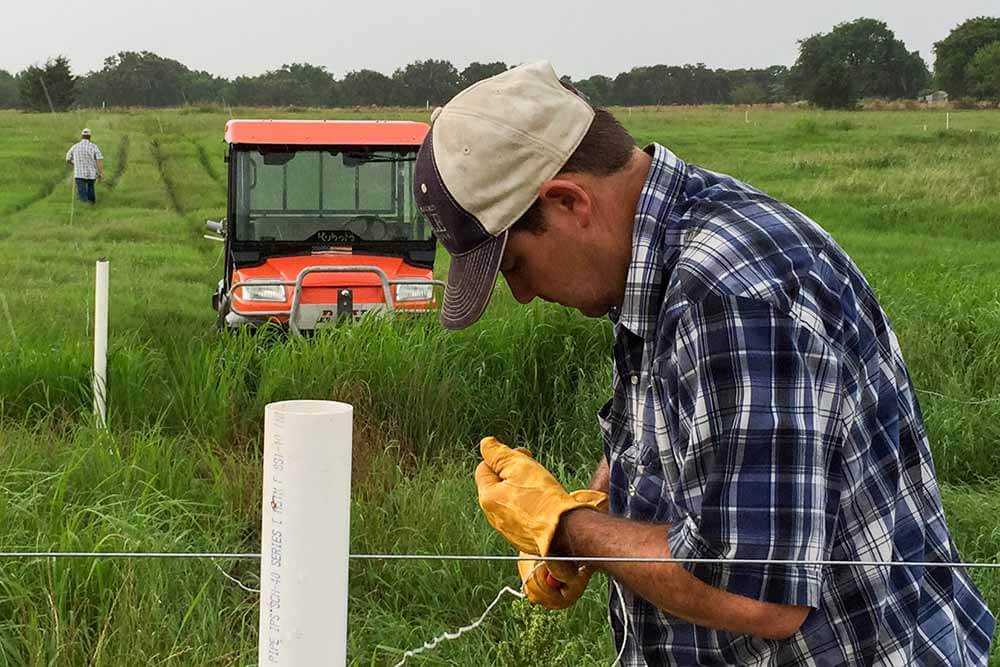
top-left (614, 143), bottom-right (688, 339)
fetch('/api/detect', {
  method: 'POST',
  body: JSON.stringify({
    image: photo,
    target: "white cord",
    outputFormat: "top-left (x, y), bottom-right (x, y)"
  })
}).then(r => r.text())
top-left (390, 582), bottom-right (527, 666)
top-left (611, 578), bottom-right (630, 666)
top-left (211, 560), bottom-right (259, 593)
top-left (390, 562), bottom-right (634, 667)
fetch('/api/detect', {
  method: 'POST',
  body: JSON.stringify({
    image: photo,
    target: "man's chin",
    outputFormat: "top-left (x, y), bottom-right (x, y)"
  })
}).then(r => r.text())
top-left (577, 303), bottom-right (610, 318)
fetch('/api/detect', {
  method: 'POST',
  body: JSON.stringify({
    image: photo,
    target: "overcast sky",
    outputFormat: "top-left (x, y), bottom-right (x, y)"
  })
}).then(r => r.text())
top-left (4, 0), bottom-right (996, 79)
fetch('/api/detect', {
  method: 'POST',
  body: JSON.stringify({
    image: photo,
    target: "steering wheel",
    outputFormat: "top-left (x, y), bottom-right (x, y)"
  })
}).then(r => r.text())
top-left (346, 215), bottom-right (389, 241)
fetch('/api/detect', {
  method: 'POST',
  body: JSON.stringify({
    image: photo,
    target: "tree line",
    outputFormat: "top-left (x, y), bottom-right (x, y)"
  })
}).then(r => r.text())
top-left (3, 16), bottom-right (998, 112)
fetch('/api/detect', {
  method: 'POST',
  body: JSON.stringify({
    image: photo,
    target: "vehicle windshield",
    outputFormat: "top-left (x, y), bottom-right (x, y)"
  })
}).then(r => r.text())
top-left (233, 148), bottom-right (431, 244)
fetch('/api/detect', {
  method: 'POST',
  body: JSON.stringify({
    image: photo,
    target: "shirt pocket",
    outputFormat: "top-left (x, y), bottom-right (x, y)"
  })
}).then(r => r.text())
top-left (619, 435), bottom-right (667, 519)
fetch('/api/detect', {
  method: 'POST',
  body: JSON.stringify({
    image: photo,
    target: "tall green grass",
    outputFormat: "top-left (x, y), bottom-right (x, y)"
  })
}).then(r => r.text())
top-left (0, 106), bottom-right (997, 663)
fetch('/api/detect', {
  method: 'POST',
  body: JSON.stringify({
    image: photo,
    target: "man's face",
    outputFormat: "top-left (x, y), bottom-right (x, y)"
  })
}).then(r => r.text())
top-left (499, 210), bottom-right (616, 318)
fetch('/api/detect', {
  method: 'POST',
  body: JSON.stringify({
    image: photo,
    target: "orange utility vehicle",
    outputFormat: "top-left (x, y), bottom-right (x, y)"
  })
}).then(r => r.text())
top-left (206, 120), bottom-right (440, 334)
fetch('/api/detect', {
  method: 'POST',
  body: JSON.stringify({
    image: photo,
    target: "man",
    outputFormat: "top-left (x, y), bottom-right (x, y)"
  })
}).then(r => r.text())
top-left (66, 128), bottom-right (104, 205)
top-left (414, 62), bottom-right (994, 665)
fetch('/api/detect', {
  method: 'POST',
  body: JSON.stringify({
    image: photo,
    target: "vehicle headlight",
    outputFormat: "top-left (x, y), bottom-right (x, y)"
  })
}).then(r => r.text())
top-left (395, 283), bottom-right (434, 302)
top-left (241, 283), bottom-right (286, 302)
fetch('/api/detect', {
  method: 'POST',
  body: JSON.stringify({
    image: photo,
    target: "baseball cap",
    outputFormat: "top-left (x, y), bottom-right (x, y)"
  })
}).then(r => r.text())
top-left (81, 128), bottom-right (92, 136)
top-left (413, 61), bottom-right (595, 330)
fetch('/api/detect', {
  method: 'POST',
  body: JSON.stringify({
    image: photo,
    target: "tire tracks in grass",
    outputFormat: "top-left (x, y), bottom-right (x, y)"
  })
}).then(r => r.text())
top-left (149, 137), bottom-right (186, 217)
top-left (191, 139), bottom-right (225, 193)
top-left (104, 134), bottom-right (129, 190)
top-left (5, 132), bottom-right (129, 218)
top-left (1, 170), bottom-right (71, 218)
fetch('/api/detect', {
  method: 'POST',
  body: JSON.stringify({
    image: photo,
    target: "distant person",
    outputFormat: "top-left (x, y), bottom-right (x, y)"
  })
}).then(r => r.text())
top-left (416, 62), bottom-right (995, 664)
top-left (66, 128), bottom-right (104, 205)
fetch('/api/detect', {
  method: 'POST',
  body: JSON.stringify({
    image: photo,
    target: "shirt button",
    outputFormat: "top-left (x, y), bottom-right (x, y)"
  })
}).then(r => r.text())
top-left (630, 374), bottom-right (639, 385)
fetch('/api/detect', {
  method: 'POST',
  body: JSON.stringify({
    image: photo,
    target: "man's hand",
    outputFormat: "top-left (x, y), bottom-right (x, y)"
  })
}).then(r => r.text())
top-left (474, 436), bottom-right (599, 557)
top-left (518, 489), bottom-right (608, 609)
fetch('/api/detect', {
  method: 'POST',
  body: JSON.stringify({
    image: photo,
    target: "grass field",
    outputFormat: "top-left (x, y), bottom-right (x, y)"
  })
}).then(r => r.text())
top-left (0, 105), bottom-right (998, 665)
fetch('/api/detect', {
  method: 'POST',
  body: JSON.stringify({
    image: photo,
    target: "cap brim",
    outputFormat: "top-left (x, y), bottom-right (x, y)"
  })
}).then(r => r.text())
top-left (440, 230), bottom-right (508, 330)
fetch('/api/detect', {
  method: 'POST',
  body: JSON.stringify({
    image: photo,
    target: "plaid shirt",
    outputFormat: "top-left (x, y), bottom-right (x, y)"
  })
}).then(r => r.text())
top-left (602, 143), bottom-right (994, 665)
top-left (66, 139), bottom-right (103, 180)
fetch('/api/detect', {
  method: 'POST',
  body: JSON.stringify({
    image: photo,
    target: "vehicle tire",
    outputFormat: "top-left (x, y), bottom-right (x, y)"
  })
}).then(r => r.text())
top-left (215, 296), bottom-right (230, 330)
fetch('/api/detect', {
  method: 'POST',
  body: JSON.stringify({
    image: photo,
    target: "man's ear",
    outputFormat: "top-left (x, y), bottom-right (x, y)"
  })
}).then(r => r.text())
top-left (537, 178), bottom-right (592, 227)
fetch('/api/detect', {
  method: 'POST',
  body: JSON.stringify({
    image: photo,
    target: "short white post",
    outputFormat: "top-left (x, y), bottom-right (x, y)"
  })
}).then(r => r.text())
top-left (745, 109), bottom-right (749, 124)
top-left (93, 258), bottom-right (109, 427)
top-left (946, 112), bottom-right (951, 130)
top-left (259, 400), bottom-right (353, 666)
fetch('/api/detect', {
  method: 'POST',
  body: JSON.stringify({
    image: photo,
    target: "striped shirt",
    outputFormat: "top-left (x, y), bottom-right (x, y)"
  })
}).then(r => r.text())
top-left (66, 139), bottom-right (103, 180)
top-left (602, 143), bottom-right (994, 665)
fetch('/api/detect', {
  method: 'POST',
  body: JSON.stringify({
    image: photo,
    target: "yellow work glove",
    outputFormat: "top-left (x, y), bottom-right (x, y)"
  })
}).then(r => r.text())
top-left (518, 489), bottom-right (608, 609)
top-left (474, 436), bottom-right (599, 557)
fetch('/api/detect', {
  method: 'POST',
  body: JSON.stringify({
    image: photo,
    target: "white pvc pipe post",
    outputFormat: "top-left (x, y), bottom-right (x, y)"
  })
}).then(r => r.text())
top-left (93, 258), bottom-right (109, 428)
top-left (946, 112), bottom-right (951, 130)
top-left (259, 400), bottom-right (353, 666)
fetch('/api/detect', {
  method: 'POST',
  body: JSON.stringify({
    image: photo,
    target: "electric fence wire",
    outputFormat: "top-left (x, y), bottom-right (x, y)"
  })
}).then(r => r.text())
top-left (3, 553), bottom-right (998, 664)
top-left (3, 552), bottom-right (1000, 568)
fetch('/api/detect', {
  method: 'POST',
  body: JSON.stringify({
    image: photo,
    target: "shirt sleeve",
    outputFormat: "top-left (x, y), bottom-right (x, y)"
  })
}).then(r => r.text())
top-left (94, 145), bottom-right (104, 160)
top-left (66, 146), bottom-right (73, 162)
top-left (664, 291), bottom-right (844, 608)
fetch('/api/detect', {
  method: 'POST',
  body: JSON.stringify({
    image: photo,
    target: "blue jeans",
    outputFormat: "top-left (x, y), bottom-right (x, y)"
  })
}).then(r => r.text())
top-left (75, 178), bottom-right (96, 204)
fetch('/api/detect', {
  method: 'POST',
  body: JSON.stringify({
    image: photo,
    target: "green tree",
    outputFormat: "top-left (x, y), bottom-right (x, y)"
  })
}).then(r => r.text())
top-left (731, 81), bottom-right (766, 104)
top-left (460, 61), bottom-right (507, 88)
top-left (78, 51), bottom-right (189, 107)
top-left (229, 63), bottom-right (336, 107)
top-left (763, 65), bottom-right (791, 102)
top-left (393, 59), bottom-right (460, 106)
top-left (965, 41), bottom-right (1000, 101)
top-left (572, 74), bottom-right (614, 106)
top-left (18, 56), bottom-right (75, 111)
top-left (338, 69), bottom-right (402, 106)
top-left (789, 18), bottom-right (929, 108)
top-left (933, 17), bottom-right (1000, 96)
top-left (77, 52), bottom-right (228, 107)
top-left (0, 69), bottom-right (18, 108)
top-left (182, 69), bottom-right (228, 105)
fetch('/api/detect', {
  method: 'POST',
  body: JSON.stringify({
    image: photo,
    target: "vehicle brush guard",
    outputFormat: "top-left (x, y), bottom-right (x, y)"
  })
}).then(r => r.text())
top-left (228, 265), bottom-right (445, 336)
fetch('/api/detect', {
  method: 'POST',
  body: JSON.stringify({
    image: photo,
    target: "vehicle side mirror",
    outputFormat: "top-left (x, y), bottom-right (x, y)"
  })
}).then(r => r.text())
top-left (206, 220), bottom-right (224, 234)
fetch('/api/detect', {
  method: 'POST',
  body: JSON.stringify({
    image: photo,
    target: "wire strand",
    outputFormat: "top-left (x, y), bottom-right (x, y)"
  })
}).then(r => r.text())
top-left (390, 583), bottom-right (526, 667)
top-left (2, 551), bottom-right (999, 568)
top-left (211, 560), bottom-right (260, 593)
